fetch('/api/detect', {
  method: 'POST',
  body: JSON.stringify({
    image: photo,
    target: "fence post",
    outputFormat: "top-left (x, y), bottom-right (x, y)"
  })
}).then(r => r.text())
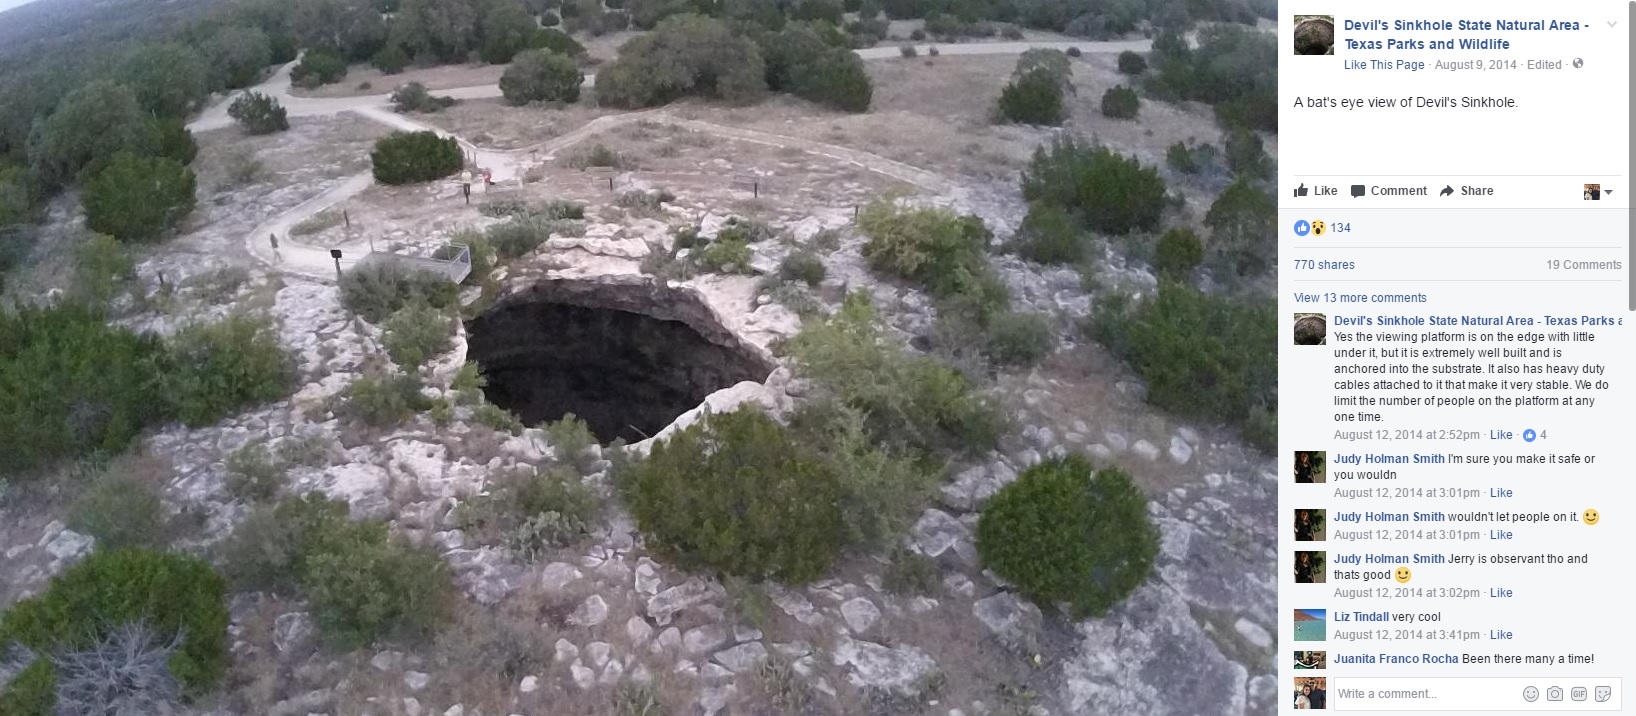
top-left (753, 180), bottom-right (759, 198)
top-left (343, 209), bottom-right (350, 228)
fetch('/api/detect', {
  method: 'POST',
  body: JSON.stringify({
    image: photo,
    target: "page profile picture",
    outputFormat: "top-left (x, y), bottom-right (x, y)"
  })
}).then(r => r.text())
top-left (1294, 313), bottom-right (1327, 345)
top-left (1585, 183), bottom-right (1602, 200)
top-left (1294, 16), bottom-right (1335, 55)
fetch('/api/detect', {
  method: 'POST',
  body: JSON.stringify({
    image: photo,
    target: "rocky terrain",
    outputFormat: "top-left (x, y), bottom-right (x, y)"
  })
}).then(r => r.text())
top-left (0, 45), bottom-right (1276, 716)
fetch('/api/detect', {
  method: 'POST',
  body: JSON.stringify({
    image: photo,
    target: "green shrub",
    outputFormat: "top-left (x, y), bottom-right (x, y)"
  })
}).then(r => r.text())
top-left (371, 131), bottom-right (463, 185)
top-left (68, 475), bottom-right (168, 550)
top-left (778, 250), bottom-right (826, 286)
top-left (787, 293), bottom-right (1002, 457)
top-left (790, 48), bottom-right (872, 112)
top-left (391, 82), bottom-right (458, 113)
top-left (227, 92), bottom-right (289, 134)
top-left (802, 51), bottom-right (873, 112)
top-left (146, 117), bottom-right (199, 166)
top-left (594, 14), bottom-right (767, 108)
top-left (28, 80), bottom-right (152, 186)
top-left (1100, 85), bottom-right (1139, 119)
top-left (544, 413), bottom-right (597, 468)
top-left (693, 237), bottom-right (752, 273)
top-left (1066, 46), bottom-right (1082, 57)
top-left (1090, 281), bottom-right (1275, 427)
top-left (858, 200), bottom-right (992, 299)
top-left (340, 259), bottom-right (459, 322)
top-left (164, 314), bottom-right (295, 428)
top-left (1205, 178), bottom-right (1276, 276)
top-left (1148, 24), bottom-right (1276, 131)
top-left (976, 454), bottom-right (1156, 617)
top-left (500, 49), bottom-right (584, 105)
top-left (0, 549), bottom-right (227, 715)
top-left (290, 49), bottom-right (348, 88)
top-left (479, 0), bottom-right (541, 63)
top-left (1021, 135), bottom-right (1165, 235)
top-left (373, 44), bottom-right (410, 73)
top-left (788, 401), bottom-right (935, 549)
top-left (566, 143), bottom-right (626, 169)
top-left (1165, 141), bottom-right (1198, 174)
top-left (1153, 227), bottom-right (1203, 278)
top-left (626, 407), bottom-right (843, 583)
top-left (452, 360), bottom-right (487, 392)
top-left (1224, 125), bottom-right (1273, 180)
top-left (997, 69), bottom-right (1064, 125)
top-left (204, 26), bottom-right (272, 89)
top-left (216, 491), bottom-right (349, 593)
top-left (82, 152), bottom-right (197, 243)
top-left (382, 303), bottom-right (455, 369)
top-left (225, 441), bottom-right (285, 502)
top-left (340, 371), bottom-right (431, 427)
top-left (982, 311), bottom-right (1056, 367)
top-left (715, 217), bottom-right (777, 244)
top-left (0, 304), bottom-right (170, 476)
top-left (485, 216), bottom-right (556, 259)
top-left (1011, 201), bottom-right (1083, 265)
top-left (455, 466), bottom-right (601, 559)
top-left (1117, 49), bottom-right (1147, 74)
top-left (218, 492), bottom-right (449, 647)
top-left (69, 233), bottom-right (136, 307)
top-left (530, 27), bottom-right (585, 56)
top-left (472, 403), bottom-right (524, 435)
top-left (1013, 48), bottom-right (1072, 92)
top-left (882, 547), bottom-right (939, 596)
top-left (303, 521), bottom-right (450, 648)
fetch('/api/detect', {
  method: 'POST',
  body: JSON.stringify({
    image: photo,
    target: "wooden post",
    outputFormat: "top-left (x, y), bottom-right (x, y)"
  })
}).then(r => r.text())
top-left (343, 210), bottom-right (350, 228)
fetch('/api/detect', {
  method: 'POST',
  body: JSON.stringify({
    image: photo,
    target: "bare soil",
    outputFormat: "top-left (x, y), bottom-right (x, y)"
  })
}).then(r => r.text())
top-left (415, 100), bottom-right (622, 151)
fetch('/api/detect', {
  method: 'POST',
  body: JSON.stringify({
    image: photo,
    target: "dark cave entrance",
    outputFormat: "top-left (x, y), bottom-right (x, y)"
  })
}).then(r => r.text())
top-left (465, 280), bottom-right (775, 444)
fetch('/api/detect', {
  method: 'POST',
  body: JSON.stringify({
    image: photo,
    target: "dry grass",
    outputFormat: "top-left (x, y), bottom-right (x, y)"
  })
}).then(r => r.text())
top-left (415, 100), bottom-right (620, 150)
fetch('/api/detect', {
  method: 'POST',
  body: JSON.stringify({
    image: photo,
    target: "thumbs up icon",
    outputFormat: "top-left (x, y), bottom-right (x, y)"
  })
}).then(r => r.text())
top-left (1294, 183), bottom-right (1309, 197)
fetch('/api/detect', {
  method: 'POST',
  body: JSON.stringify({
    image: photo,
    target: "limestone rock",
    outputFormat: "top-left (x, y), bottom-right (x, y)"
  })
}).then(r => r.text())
top-left (712, 642), bottom-right (768, 673)
top-left (646, 578), bottom-right (722, 625)
top-left (273, 612), bottom-right (315, 654)
top-left (541, 562), bottom-right (583, 593)
top-left (972, 593), bottom-right (1042, 648)
top-left (683, 625), bottom-right (729, 655)
top-left (569, 595), bottom-right (610, 627)
top-left (831, 636), bottom-right (938, 695)
top-left (840, 597), bottom-right (881, 634)
top-left (911, 508), bottom-right (967, 558)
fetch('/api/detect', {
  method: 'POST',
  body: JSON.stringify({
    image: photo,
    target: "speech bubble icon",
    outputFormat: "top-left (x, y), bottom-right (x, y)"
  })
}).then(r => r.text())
top-left (1350, 184), bottom-right (1366, 198)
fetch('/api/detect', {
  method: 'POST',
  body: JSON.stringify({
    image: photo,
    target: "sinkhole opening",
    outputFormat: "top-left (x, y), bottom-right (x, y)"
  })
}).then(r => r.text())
top-left (465, 280), bottom-right (775, 444)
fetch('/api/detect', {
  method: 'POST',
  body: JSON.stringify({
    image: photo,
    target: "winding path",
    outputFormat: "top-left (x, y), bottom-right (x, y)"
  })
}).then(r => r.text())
top-left (198, 38), bottom-right (1150, 281)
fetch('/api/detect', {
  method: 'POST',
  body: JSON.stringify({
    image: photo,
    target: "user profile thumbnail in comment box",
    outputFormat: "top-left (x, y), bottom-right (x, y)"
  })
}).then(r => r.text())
top-left (1331, 678), bottom-right (1622, 711)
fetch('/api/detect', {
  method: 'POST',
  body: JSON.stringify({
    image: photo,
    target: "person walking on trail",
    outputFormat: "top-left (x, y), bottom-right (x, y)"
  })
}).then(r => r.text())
top-left (460, 169), bottom-right (473, 204)
top-left (270, 233), bottom-right (281, 263)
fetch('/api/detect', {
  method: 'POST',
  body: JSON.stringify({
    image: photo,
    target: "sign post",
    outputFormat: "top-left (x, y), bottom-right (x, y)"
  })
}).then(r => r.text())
top-left (330, 249), bottom-right (343, 283)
